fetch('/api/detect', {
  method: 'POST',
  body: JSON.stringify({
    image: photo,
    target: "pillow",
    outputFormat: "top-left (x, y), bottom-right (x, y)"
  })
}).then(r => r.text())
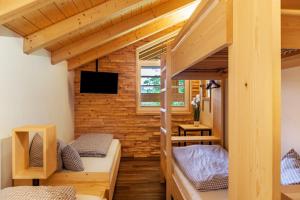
top-left (62, 145), bottom-right (84, 171)
top-left (0, 186), bottom-right (76, 200)
top-left (281, 149), bottom-right (300, 185)
top-left (29, 133), bottom-right (43, 167)
top-left (56, 140), bottom-right (66, 171)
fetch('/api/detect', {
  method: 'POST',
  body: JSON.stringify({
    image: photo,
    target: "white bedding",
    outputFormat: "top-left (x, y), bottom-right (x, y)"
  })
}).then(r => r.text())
top-left (65, 139), bottom-right (120, 173)
top-left (173, 161), bottom-right (228, 200)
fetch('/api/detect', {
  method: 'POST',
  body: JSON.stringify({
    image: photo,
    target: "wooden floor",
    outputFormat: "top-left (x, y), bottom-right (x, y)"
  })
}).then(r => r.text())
top-left (113, 159), bottom-right (166, 200)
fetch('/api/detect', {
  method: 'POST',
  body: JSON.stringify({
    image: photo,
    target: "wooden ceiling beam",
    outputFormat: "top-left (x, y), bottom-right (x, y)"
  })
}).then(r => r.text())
top-left (23, 0), bottom-right (146, 54)
top-left (0, 0), bottom-right (54, 25)
top-left (68, 22), bottom-right (184, 70)
top-left (51, 0), bottom-right (196, 64)
top-left (68, 17), bottom-right (188, 70)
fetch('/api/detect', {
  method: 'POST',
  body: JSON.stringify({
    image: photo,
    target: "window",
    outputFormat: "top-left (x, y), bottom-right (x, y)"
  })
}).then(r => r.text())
top-left (137, 60), bottom-right (190, 114)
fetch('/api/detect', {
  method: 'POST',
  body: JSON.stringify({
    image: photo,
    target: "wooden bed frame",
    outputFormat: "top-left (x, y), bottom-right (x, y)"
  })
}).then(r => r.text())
top-left (161, 0), bottom-right (300, 199)
top-left (14, 143), bottom-right (121, 200)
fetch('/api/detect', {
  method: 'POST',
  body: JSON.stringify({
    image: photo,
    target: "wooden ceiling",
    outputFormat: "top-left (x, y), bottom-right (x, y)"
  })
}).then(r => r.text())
top-left (0, 0), bottom-right (199, 70)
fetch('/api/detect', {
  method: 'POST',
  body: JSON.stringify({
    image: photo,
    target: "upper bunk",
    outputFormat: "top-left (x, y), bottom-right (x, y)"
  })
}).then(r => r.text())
top-left (170, 0), bottom-right (300, 80)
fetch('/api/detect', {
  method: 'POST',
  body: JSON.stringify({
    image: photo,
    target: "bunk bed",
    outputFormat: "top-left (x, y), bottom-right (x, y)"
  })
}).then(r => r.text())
top-left (160, 0), bottom-right (300, 199)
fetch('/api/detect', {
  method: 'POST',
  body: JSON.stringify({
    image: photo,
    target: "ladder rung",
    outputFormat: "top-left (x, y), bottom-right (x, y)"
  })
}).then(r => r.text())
top-left (161, 67), bottom-right (166, 73)
top-left (163, 150), bottom-right (167, 156)
top-left (160, 127), bottom-right (167, 134)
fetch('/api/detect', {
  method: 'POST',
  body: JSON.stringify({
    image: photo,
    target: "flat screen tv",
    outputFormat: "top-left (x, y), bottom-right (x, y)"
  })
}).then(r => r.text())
top-left (80, 71), bottom-right (118, 94)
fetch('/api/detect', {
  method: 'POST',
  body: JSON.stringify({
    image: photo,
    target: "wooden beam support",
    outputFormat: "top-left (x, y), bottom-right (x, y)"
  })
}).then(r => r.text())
top-left (51, 0), bottom-right (196, 64)
top-left (24, 0), bottom-right (145, 54)
top-left (68, 12), bottom-right (190, 70)
top-left (0, 0), bottom-right (54, 25)
top-left (228, 0), bottom-right (281, 199)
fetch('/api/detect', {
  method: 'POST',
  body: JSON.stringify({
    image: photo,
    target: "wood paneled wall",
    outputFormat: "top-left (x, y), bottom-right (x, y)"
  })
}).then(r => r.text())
top-left (74, 40), bottom-right (199, 158)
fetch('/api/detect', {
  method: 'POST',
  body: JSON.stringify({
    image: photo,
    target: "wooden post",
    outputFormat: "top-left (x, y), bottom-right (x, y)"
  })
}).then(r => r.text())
top-left (228, 0), bottom-right (281, 199)
top-left (165, 45), bottom-right (173, 200)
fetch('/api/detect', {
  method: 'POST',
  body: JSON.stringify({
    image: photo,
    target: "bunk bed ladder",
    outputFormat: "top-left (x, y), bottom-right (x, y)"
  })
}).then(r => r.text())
top-left (160, 46), bottom-right (173, 200)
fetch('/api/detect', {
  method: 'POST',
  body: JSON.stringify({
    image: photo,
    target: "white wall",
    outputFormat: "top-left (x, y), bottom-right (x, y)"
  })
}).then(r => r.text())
top-left (282, 66), bottom-right (300, 156)
top-left (0, 26), bottom-right (74, 188)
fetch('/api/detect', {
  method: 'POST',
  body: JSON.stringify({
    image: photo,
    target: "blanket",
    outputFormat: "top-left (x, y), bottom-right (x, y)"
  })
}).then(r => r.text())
top-left (173, 145), bottom-right (228, 191)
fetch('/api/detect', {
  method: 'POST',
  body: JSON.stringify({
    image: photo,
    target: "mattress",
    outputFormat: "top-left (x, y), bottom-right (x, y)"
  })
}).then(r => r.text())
top-left (64, 139), bottom-right (120, 173)
top-left (173, 161), bottom-right (228, 200)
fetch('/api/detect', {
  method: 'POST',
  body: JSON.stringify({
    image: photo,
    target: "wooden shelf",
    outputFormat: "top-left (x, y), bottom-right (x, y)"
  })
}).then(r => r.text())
top-left (171, 136), bottom-right (221, 143)
top-left (12, 124), bottom-right (57, 180)
top-left (14, 167), bottom-right (46, 179)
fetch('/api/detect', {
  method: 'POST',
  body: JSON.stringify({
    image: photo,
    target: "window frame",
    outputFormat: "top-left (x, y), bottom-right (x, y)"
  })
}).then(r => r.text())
top-left (136, 60), bottom-right (191, 115)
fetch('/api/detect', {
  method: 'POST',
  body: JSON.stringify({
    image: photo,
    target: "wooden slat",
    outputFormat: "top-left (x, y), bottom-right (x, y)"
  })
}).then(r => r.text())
top-left (51, 0), bottom-right (196, 64)
top-left (0, 0), bottom-right (54, 25)
top-left (171, 136), bottom-right (221, 142)
top-left (67, 13), bottom-right (189, 70)
top-left (281, 9), bottom-right (300, 16)
top-left (23, 0), bottom-right (145, 53)
top-left (141, 47), bottom-right (167, 60)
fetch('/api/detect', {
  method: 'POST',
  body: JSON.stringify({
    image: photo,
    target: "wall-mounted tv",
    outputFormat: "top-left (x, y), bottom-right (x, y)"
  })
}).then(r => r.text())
top-left (80, 71), bottom-right (118, 94)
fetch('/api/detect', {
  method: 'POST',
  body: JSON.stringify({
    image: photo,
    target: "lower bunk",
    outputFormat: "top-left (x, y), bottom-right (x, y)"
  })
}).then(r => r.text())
top-left (14, 139), bottom-right (121, 200)
top-left (172, 161), bottom-right (227, 200)
top-left (170, 144), bottom-right (228, 200)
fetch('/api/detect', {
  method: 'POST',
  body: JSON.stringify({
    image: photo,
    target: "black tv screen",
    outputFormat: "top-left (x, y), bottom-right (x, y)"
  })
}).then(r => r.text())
top-left (80, 71), bottom-right (118, 94)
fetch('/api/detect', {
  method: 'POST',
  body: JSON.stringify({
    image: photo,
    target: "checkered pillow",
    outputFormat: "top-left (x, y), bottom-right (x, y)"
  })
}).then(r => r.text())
top-left (281, 149), bottom-right (300, 185)
top-left (29, 133), bottom-right (43, 167)
top-left (62, 145), bottom-right (84, 171)
top-left (56, 140), bottom-right (66, 171)
top-left (0, 186), bottom-right (76, 200)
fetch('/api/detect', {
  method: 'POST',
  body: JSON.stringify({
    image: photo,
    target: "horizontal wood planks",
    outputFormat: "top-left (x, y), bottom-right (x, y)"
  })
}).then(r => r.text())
top-left (74, 40), bottom-right (199, 158)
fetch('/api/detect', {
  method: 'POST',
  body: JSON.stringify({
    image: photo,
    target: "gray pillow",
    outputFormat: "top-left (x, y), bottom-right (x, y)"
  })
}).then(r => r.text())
top-left (281, 149), bottom-right (300, 185)
top-left (56, 140), bottom-right (66, 171)
top-left (29, 133), bottom-right (43, 167)
top-left (62, 145), bottom-right (84, 171)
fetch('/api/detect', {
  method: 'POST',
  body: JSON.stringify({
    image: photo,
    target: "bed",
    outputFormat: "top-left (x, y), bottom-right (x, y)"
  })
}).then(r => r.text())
top-left (172, 161), bottom-right (227, 200)
top-left (14, 139), bottom-right (121, 200)
top-left (171, 145), bottom-right (228, 200)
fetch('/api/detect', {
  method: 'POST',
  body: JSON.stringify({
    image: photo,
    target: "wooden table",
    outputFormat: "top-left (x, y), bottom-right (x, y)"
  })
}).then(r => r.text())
top-left (178, 124), bottom-right (212, 145)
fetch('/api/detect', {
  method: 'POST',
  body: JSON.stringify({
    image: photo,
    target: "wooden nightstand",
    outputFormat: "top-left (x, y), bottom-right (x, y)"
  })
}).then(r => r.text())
top-left (12, 124), bottom-right (57, 186)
